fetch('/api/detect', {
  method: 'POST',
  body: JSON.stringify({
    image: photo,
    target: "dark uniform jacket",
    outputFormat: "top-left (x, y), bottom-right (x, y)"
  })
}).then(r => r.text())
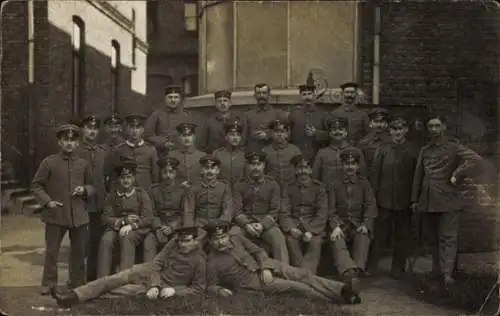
top-left (168, 147), bottom-right (207, 183)
top-left (289, 105), bottom-right (327, 160)
top-left (233, 176), bottom-right (281, 230)
top-left (312, 142), bottom-right (367, 185)
top-left (74, 142), bottom-right (107, 212)
top-left (101, 187), bottom-right (153, 232)
top-left (327, 175), bottom-right (378, 232)
top-left (245, 105), bottom-right (286, 151)
top-left (262, 143), bottom-right (302, 190)
top-left (144, 107), bottom-right (192, 150)
top-left (411, 137), bottom-right (483, 213)
top-left (184, 179), bottom-right (234, 227)
top-left (212, 147), bottom-right (246, 189)
top-left (149, 239), bottom-right (207, 296)
top-left (199, 111), bottom-right (248, 153)
top-left (369, 141), bottom-right (419, 210)
top-left (358, 131), bottom-right (391, 168)
top-left (32, 152), bottom-right (95, 227)
top-left (150, 181), bottom-right (189, 231)
top-left (280, 180), bottom-right (328, 235)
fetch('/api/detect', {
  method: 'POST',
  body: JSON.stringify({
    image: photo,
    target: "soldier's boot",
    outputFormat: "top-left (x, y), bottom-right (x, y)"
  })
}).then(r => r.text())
top-left (341, 268), bottom-right (361, 304)
top-left (50, 287), bottom-right (79, 308)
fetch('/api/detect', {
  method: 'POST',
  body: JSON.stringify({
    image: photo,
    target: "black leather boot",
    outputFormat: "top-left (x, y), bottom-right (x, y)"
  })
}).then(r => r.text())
top-left (50, 287), bottom-right (79, 308)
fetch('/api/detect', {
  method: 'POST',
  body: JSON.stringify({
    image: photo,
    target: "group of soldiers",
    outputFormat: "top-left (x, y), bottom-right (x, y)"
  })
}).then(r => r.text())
top-left (31, 81), bottom-right (485, 308)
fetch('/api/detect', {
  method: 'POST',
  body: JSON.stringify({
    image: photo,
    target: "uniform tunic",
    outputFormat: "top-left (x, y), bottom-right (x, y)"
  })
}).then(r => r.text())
top-left (262, 143), bottom-right (302, 190)
top-left (74, 142), bottom-right (107, 211)
top-left (109, 140), bottom-right (159, 192)
top-left (144, 107), bottom-right (192, 150)
top-left (32, 152), bottom-right (95, 227)
top-left (150, 181), bottom-right (188, 231)
top-left (245, 105), bottom-right (286, 151)
top-left (289, 105), bottom-right (327, 160)
top-left (358, 132), bottom-right (391, 169)
top-left (199, 111), bottom-right (248, 153)
top-left (213, 147), bottom-right (246, 189)
top-left (185, 180), bottom-right (234, 227)
top-left (312, 142), bottom-right (367, 185)
top-left (168, 147), bottom-right (207, 183)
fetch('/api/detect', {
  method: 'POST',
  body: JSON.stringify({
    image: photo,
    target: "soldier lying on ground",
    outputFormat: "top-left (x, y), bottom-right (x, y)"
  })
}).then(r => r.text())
top-left (50, 226), bottom-right (206, 308)
top-left (205, 220), bottom-right (361, 305)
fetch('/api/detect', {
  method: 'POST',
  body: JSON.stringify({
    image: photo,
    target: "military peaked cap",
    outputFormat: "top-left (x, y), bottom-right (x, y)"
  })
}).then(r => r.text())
top-left (165, 85), bottom-right (183, 95)
top-left (56, 124), bottom-right (81, 139)
top-left (157, 157), bottom-right (180, 169)
top-left (80, 115), bottom-right (101, 128)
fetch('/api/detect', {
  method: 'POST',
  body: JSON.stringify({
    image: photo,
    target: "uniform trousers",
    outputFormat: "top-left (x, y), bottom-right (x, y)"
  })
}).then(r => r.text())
top-left (230, 226), bottom-right (289, 264)
top-left (42, 223), bottom-right (88, 288)
top-left (286, 235), bottom-right (323, 274)
top-left (330, 225), bottom-right (371, 275)
top-left (86, 212), bottom-right (104, 282)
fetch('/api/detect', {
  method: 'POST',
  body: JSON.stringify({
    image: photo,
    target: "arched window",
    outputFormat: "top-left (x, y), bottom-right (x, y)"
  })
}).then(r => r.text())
top-left (72, 16), bottom-right (85, 117)
top-left (111, 40), bottom-right (121, 113)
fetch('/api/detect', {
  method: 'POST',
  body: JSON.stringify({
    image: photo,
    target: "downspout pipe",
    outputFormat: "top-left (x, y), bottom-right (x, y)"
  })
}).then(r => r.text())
top-left (28, 0), bottom-right (35, 186)
top-left (372, 5), bottom-right (381, 104)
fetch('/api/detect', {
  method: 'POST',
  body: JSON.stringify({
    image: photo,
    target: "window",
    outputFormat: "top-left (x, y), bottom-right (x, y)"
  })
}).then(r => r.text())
top-left (184, 2), bottom-right (198, 32)
top-left (111, 40), bottom-right (121, 113)
top-left (131, 9), bottom-right (136, 67)
top-left (72, 16), bottom-right (85, 117)
top-left (183, 75), bottom-right (198, 97)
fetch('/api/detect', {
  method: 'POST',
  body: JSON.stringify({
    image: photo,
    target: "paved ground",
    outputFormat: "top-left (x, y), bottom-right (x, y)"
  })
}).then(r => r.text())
top-left (0, 214), bottom-right (496, 316)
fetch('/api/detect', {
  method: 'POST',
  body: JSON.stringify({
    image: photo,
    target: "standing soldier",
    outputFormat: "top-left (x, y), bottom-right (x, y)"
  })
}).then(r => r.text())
top-left (280, 155), bottom-right (328, 273)
top-left (144, 85), bottom-right (192, 159)
top-left (328, 148), bottom-right (377, 280)
top-left (313, 116), bottom-right (367, 186)
top-left (74, 115), bottom-right (108, 282)
top-left (246, 83), bottom-right (287, 152)
top-left (321, 82), bottom-right (370, 143)
top-left (32, 123), bottom-right (95, 294)
top-left (98, 158), bottom-right (154, 277)
top-left (212, 120), bottom-right (246, 190)
top-left (143, 157), bottom-right (190, 261)
top-left (169, 123), bottom-right (207, 186)
top-left (232, 151), bottom-right (289, 264)
top-left (199, 90), bottom-right (248, 153)
top-left (358, 107), bottom-right (391, 169)
top-left (289, 84), bottom-right (328, 160)
top-left (411, 114), bottom-right (483, 286)
top-left (367, 116), bottom-right (420, 278)
top-left (108, 115), bottom-right (159, 193)
top-left (262, 119), bottom-right (302, 191)
top-left (103, 113), bottom-right (124, 149)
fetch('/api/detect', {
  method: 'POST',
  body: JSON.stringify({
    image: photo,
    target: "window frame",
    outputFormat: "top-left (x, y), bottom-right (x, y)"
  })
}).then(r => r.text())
top-left (183, 1), bottom-right (198, 35)
top-left (72, 16), bottom-right (86, 117)
top-left (111, 40), bottom-right (121, 113)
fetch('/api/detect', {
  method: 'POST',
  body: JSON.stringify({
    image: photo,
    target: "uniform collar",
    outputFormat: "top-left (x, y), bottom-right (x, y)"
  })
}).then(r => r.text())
top-left (178, 146), bottom-right (196, 154)
top-left (126, 140), bottom-right (145, 148)
top-left (302, 104), bottom-right (318, 112)
top-left (160, 180), bottom-right (176, 188)
top-left (255, 104), bottom-right (271, 112)
top-left (201, 179), bottom-right (218, 188)
top-left (165, 106), bottom-right (183, 113)
top-left (272, 142), bottom-right (288, 150)
top-left (329, 141), bottom-right (349, 150)
top-left (248, 175), bottom-right (265, 184)
top-left (59, 152), bottom-right (78, 160)
top-left (391, 138), bottom-right (407, 146)
top-left (297, 179), bottom-right (312, 187)
top-left (343, 174), bottom-right (358, 184)
top-left (224, 145), bottom-right (242, 153)
top-left (82, 140), bottom-right (99, 149)
top-left (116, 188), bottom-right (136, 198)
top-left (215, 112), bottom-right (231, 121)
top-left (339, 103), bottom-right (359, 112)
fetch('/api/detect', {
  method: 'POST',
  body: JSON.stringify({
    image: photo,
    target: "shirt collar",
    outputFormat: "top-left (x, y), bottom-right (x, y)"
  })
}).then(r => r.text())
top-left (126, 140), bottom-right (145, 148)
top-left (116, 188), bottom-right (136, 198)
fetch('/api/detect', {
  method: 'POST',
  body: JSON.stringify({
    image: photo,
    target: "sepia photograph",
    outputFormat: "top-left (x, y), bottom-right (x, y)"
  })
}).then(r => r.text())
top-left (0, 0), bottom-right (499, 315)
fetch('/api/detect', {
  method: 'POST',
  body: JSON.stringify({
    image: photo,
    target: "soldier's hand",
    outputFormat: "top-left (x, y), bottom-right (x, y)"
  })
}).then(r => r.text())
top-left (450, 175), bottom-right (457, 185)
top-left (245, 224), bottom-right (259, 237)
top-left (356, 225), bottom-right (368, 235)
top-left (119, 224), bottom-right (133, 237)
top-left (127, 214), bottom-right (140, 223)
top-left (159, 287), bottom-right (176, 299)
top-left (146, 287), bottom-right (159, 299)
top-left (47, 201), bottom-right (63, 209)
top-left (159, 225), bottom-right (172, 235)
top-left (290, 228), bottom-right (303, 239)
top-left (261, 269), bottom-right (274, 285)
top-left (218, 288), bottom-right (233, 297)
top-left (72, 186), bottom-right (85, 197)
top-left (303, 232), bottom-right (313, 242)
top-left (330, 226), bottom-right (344, 241)
top-left (163, 141), bottom-right (175, 150)
top-left (180, 181), bottom-right (192, 190)
top-left (305, 126), bottom-right (316, 136)
top-left (254, 130), bottom-right (267, 140)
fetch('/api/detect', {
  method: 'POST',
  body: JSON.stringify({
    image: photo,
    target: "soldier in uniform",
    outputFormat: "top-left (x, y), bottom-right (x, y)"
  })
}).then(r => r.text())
top-left (411, 114), bottom-right (483, 286)
top-left (212, 120), bottom-right (246, 190)
top-left (143, 157), bottom-right (190, 261)
top-left (108, 115), bottom-right (159, 193)
top-left (144, 85), bottom-right (192, 159)
top-left (168, 123), bottom-right (207, 186)
top-left (50, 226), bottom-right (206, 307)
top-left (328, 148), bottom-right (377, 279)
top-left (245, 83), bottom-right (287, 151)
top-left (312, 116), bottom-right (367, 186)
top-left (358, 107), bottom-right (391, 169)
top-left (231, 151), bottom-right (289, 264)
top-left (205, 220), bottom-right (361, 304)
top-left (74, 115), bottom-right (108, 282)
top-left (32, 123), bottom-right (95, 294)
top-left (98, 158), bottom-right (154, 277)
top-left (199, 90), bottom-right (248, 153)
top-left (321, 82), bottom-right (370, 143)
top-left (184, 156), bottom-right (234, 241)
top-left (103, 113), bottom-right (124, 149)
top-left (262, 119), bottom-right (302, 191)
top-left (367, 116), bottom-right (420, 278)
top-left (280, 155), bottom-right (328, 273)
top-left (289, 84), bottom-right (328, 160)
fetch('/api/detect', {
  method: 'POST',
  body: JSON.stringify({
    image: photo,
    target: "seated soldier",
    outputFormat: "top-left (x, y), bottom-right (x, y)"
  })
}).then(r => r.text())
top-left (184, 155), bottom-right (233, 242)
top-left (143, 157), bottom-right (189, 261)
top-left (280, 155), bottom-right (328, 274)
top-left (231, 151), bottom-right (289, 264)
top-left (98, 158), bottom-right (154, 278)
top-left (51, 226), bottom-right (206, 307)
top-left (205, 220), bottom-right (361, 305)
top-left (328, 148), bottom-right (377, 281)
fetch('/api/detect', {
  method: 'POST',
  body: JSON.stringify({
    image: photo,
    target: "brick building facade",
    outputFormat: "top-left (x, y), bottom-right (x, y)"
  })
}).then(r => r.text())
top-left (1, 0), bottom-right (148, 185)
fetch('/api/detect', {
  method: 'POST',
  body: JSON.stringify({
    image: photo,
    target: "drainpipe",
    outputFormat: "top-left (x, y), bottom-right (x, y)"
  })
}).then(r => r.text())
top-left (372, 5), bottom-right (381, 104)
top-left (27, 0), bottom-right (35, 186)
